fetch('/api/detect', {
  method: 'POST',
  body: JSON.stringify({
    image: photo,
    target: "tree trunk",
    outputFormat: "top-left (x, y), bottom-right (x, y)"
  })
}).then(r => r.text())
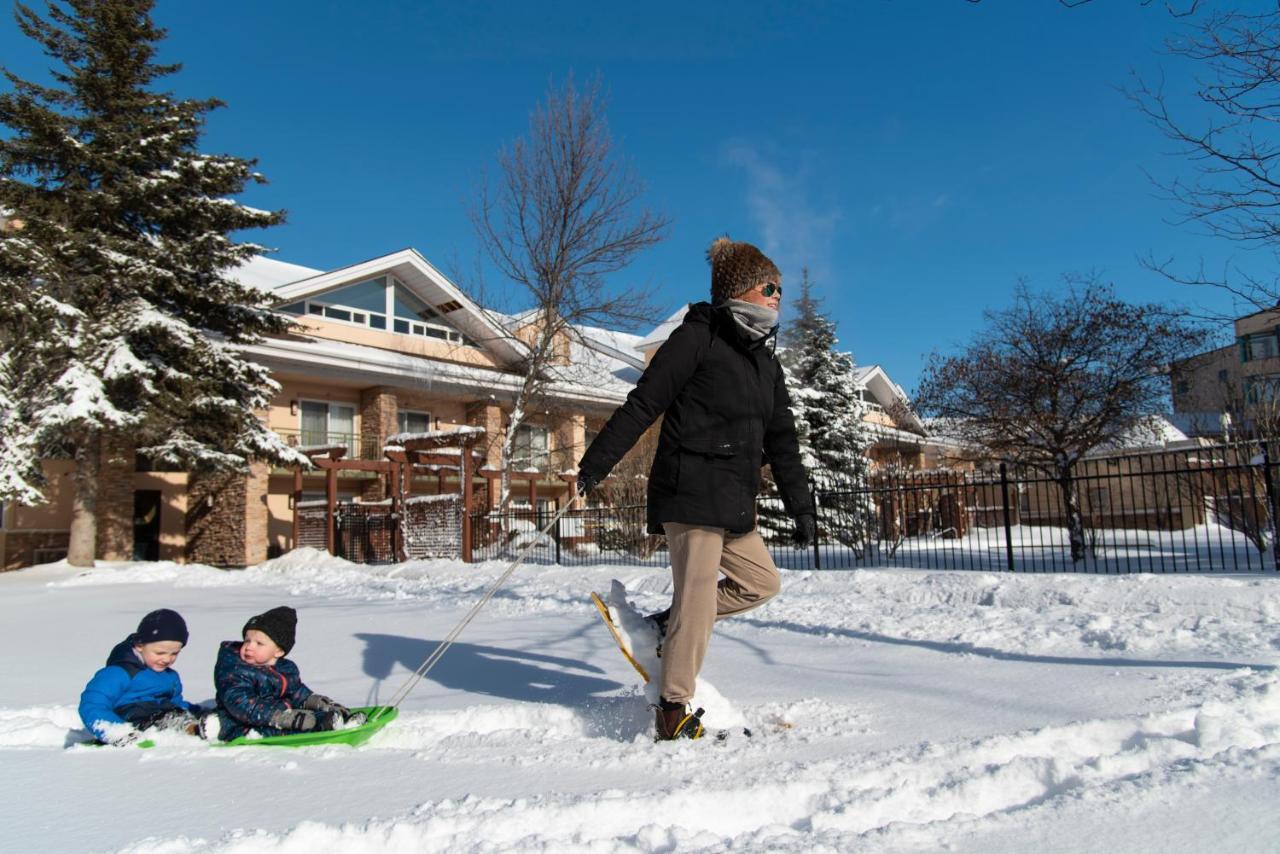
top-left (67, 433), bottom-right (102, 567)
top-left (1055, 463), bottom-right (1086, 563)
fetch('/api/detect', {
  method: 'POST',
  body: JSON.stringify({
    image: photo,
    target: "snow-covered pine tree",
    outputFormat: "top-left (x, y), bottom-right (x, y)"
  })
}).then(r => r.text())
top-left (0, 0), bottom-right (305, 565)
top-left (766, 269), bottom-right (874, 553)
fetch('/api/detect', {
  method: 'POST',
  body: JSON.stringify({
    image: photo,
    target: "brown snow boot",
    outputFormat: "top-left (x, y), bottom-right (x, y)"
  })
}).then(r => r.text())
top-left (654, 698), bottom-right (705, 741)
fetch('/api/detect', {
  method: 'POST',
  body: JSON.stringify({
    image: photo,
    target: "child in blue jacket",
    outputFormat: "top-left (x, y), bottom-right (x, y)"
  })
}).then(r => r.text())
top-left (79, 609), bottom-right (201, 743)
top-left (202, 606), bottom-right (362, 741)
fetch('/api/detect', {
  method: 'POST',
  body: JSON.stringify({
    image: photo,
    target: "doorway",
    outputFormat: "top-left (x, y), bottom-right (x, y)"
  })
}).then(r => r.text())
top-left (133, 490), bottom-right (162, 561)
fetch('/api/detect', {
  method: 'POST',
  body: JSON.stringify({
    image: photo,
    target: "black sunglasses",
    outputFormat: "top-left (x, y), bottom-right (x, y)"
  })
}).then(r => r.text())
top-left (759, 283), bottom-right (782, 298)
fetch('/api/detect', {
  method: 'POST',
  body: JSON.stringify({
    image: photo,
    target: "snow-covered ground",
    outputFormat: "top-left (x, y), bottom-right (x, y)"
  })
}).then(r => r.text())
top-left (4, 550), bottom-right (1280, 852)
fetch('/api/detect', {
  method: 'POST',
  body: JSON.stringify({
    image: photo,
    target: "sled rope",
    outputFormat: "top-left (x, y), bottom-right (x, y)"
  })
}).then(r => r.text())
top-left (372, 501), bottom-right (578, 721)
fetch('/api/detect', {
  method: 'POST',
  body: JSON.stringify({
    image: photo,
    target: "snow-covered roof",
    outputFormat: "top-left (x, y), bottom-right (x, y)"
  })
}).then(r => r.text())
top-left (636, 304), bottom-right (690, 353)
top-left (854, 365), bottom-right (925, 434)
top-left (567, 325), bottom-right (644, 391)
top-left (577, 325), bottom-right (645, 371)
top-left (924, 414), bottom-right (1198, 456)
top-left (487, 310), bottom-right (645, 393)
top-left (1165, 410), bottom-right (1234, 438)
top-left (226, 255), bottom-right (323, 296)
top-left (233, 248), bottom-right (526, 367)
top-left (1099, 415), bottom-right (1193, 452)
top-left (228, 250), bottom-right (648, 406)
top-left (240, 333), bottom-right (630, 414)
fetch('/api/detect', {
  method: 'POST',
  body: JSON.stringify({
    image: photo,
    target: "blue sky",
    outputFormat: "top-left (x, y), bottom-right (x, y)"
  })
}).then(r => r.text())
top-left (1, 1), bottom-right (1263, 392)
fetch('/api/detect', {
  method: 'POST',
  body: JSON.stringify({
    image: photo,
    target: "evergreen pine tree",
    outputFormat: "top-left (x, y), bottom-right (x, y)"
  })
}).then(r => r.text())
top-left (767, 269), bottom-right (874, 554)
top-left (0, 0), bottom-right (304, 565)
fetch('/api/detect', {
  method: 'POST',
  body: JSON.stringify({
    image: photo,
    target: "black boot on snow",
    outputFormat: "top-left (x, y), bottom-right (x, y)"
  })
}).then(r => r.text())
top-left (654, 698), bottom-right (705, 741)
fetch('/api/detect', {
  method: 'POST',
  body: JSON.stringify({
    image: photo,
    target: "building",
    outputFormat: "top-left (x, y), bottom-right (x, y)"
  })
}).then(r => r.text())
top-left (1, 249), bottom-right (640, 570)
top-left (1171, 305), bottom-right (1280, 438)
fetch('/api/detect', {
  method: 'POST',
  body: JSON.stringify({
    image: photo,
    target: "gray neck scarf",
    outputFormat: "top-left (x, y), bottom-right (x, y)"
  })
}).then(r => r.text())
top-left (724, 298), bottom-right (779, 342)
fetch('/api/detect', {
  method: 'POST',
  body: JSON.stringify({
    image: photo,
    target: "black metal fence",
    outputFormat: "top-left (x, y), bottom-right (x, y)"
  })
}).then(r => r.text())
top-left (467, 440), bottom-right (1280, 574)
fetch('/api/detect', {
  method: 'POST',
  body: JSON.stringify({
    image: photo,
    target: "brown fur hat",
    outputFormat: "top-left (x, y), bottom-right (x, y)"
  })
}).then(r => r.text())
top-left (707, 236), bottom-right (781, 304)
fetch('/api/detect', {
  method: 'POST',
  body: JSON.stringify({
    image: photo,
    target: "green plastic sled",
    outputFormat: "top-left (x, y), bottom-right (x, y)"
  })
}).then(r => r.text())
top-left (135, 706), bottom-right (398, 749)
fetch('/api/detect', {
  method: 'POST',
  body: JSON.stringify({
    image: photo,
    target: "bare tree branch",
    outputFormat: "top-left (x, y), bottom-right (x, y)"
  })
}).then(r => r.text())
top-left (1127, 7), bottom-right (1280, 302)
top-left (469, 74), bottom-right (670, 509)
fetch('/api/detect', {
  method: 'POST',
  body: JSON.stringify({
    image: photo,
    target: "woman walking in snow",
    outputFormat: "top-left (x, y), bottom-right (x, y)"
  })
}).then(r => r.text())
top-left (577, 236), bottom-right (816, 740)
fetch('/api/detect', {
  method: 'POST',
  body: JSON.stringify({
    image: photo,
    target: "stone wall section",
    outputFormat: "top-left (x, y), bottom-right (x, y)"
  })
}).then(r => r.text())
top-left (185, 462), bottom-right (270, 568)
top-left (95, 436), bottom-right (136, 561)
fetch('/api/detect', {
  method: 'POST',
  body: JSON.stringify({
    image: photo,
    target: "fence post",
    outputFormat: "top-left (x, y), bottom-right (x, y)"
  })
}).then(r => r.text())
top-left (554, 502), bottom-right (562, 565)
top-left (810, 486), bottom-right (821, 570)
top-left (1000, 462), bottom-right (1015, 573)
top-left (1263, 445), bottom-right (1280, 572)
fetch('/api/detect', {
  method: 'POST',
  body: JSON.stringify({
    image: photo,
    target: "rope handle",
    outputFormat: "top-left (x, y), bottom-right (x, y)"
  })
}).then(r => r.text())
top-left (371, 499), bottom-right (579, 722)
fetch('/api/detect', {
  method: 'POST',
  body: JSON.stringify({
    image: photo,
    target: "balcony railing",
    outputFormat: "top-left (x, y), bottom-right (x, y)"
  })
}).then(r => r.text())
top-left (275, 428), bottom-right (365, 459)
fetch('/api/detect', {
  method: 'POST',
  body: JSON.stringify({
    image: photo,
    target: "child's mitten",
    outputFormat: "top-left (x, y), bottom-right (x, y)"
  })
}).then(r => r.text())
top-left (270, 708), bottom-right (318, 732)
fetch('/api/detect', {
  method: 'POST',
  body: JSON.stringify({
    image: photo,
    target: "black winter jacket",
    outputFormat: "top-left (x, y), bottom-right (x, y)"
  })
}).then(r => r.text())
top-left (580, 302), bottom-right (814, 534)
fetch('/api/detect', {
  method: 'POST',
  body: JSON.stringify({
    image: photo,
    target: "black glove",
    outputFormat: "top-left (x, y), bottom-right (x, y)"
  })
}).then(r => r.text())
top-left (270, 708), bottom-right (318, 732)
top-left (303, 694), bottom-right (352, 719)
top-left (793, 513), bottom-right (816, 547)
top-left (576, 470), bottom-right (601, 498)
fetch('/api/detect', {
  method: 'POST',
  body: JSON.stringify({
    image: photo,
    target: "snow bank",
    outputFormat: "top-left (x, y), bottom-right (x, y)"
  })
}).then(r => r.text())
top-left (110, 671), bottom-right (1280, 853)
top-left (7, 555), bottom-right (1280, 851)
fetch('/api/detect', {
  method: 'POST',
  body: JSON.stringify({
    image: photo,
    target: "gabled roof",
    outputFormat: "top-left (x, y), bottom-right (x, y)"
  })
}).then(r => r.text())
top-left (493, 312), bottom-right (645, 394)
top-left (231, 249), bottom-right (526, 367)
top-left (853, 364), bottom-right (926, 434)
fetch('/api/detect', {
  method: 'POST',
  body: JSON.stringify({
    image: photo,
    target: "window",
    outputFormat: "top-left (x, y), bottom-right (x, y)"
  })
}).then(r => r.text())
top-left (392, 283), bottom-right (466, 343)
top-left (1219, 369), bottom-right (1230, 382)
top-left (584, 430), bottom-right (599, 452)
top-left (300, 400), bottom-right (356, 447)
top-left (511, 424), bottom-right (549, 470)
top-left (397, 410), bottom-right (432, 436)
top-left (1244, 374), bottom-right (1280, 405)
top-left (1240, 331), bottom-right (1280, 362)
top-left (1176, 380), bottom-right (1190, 395)
top-left (276, 276), bottom-right (475, 345)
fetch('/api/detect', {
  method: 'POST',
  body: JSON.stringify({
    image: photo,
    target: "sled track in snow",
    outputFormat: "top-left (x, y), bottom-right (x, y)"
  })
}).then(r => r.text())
top-left (95, 671), bottom-right (1280, 852)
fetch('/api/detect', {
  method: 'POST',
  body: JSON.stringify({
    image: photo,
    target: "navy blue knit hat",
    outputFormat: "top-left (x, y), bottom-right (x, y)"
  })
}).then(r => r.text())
top-left (135, 609), bottom-right (189, 646)
top-left (243, 606), bottom-right (297, 654)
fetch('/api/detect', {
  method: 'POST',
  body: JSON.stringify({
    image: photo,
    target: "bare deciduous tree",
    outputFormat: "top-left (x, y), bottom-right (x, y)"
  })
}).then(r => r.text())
top-left (1129, 7), bottom-right (1280, 310)
top-left (916, 276), bottom-right (1209, 562)
top-left (471, 76), bottom-right (668, 509)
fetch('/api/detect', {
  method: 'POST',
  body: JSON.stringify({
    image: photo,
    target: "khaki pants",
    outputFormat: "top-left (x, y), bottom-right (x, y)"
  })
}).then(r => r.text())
top-left (660, 522), bottom-right (781, 705)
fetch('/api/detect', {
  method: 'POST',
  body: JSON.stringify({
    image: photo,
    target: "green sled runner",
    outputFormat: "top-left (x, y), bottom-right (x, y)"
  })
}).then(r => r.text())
top-left (135, 706), bottom-right (399, 749)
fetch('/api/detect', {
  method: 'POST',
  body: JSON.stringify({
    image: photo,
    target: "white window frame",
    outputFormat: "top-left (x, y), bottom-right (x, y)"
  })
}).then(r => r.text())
top-left (281, 276), bottom-right (478, 347)
top-left (389, 276), bottom-right (470, 345)
top-left (298, 399), bottom-right (358, 447)
top-left (511, 424), bottom-right (549, 471)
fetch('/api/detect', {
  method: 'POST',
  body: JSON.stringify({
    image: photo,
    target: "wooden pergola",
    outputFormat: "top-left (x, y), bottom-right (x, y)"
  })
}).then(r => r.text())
top-left (292, 427), bottom-right (489, 561)
top-left (478, 469), bottom-right (580, 511)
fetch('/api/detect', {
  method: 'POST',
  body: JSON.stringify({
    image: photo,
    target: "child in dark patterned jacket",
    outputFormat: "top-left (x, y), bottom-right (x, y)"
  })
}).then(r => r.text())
top-left (201, 605), bottom-right (363, 741)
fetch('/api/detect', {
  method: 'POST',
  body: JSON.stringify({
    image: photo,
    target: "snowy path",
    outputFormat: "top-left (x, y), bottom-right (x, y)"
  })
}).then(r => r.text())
top-left (2, 552), bottom-right (1279, 852)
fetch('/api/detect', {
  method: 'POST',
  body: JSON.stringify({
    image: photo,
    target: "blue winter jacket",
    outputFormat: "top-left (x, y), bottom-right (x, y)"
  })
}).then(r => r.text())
top-left (213, 640), bottom-right (313, 740)
top-left (78, 636), bottom-right (192, 741)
